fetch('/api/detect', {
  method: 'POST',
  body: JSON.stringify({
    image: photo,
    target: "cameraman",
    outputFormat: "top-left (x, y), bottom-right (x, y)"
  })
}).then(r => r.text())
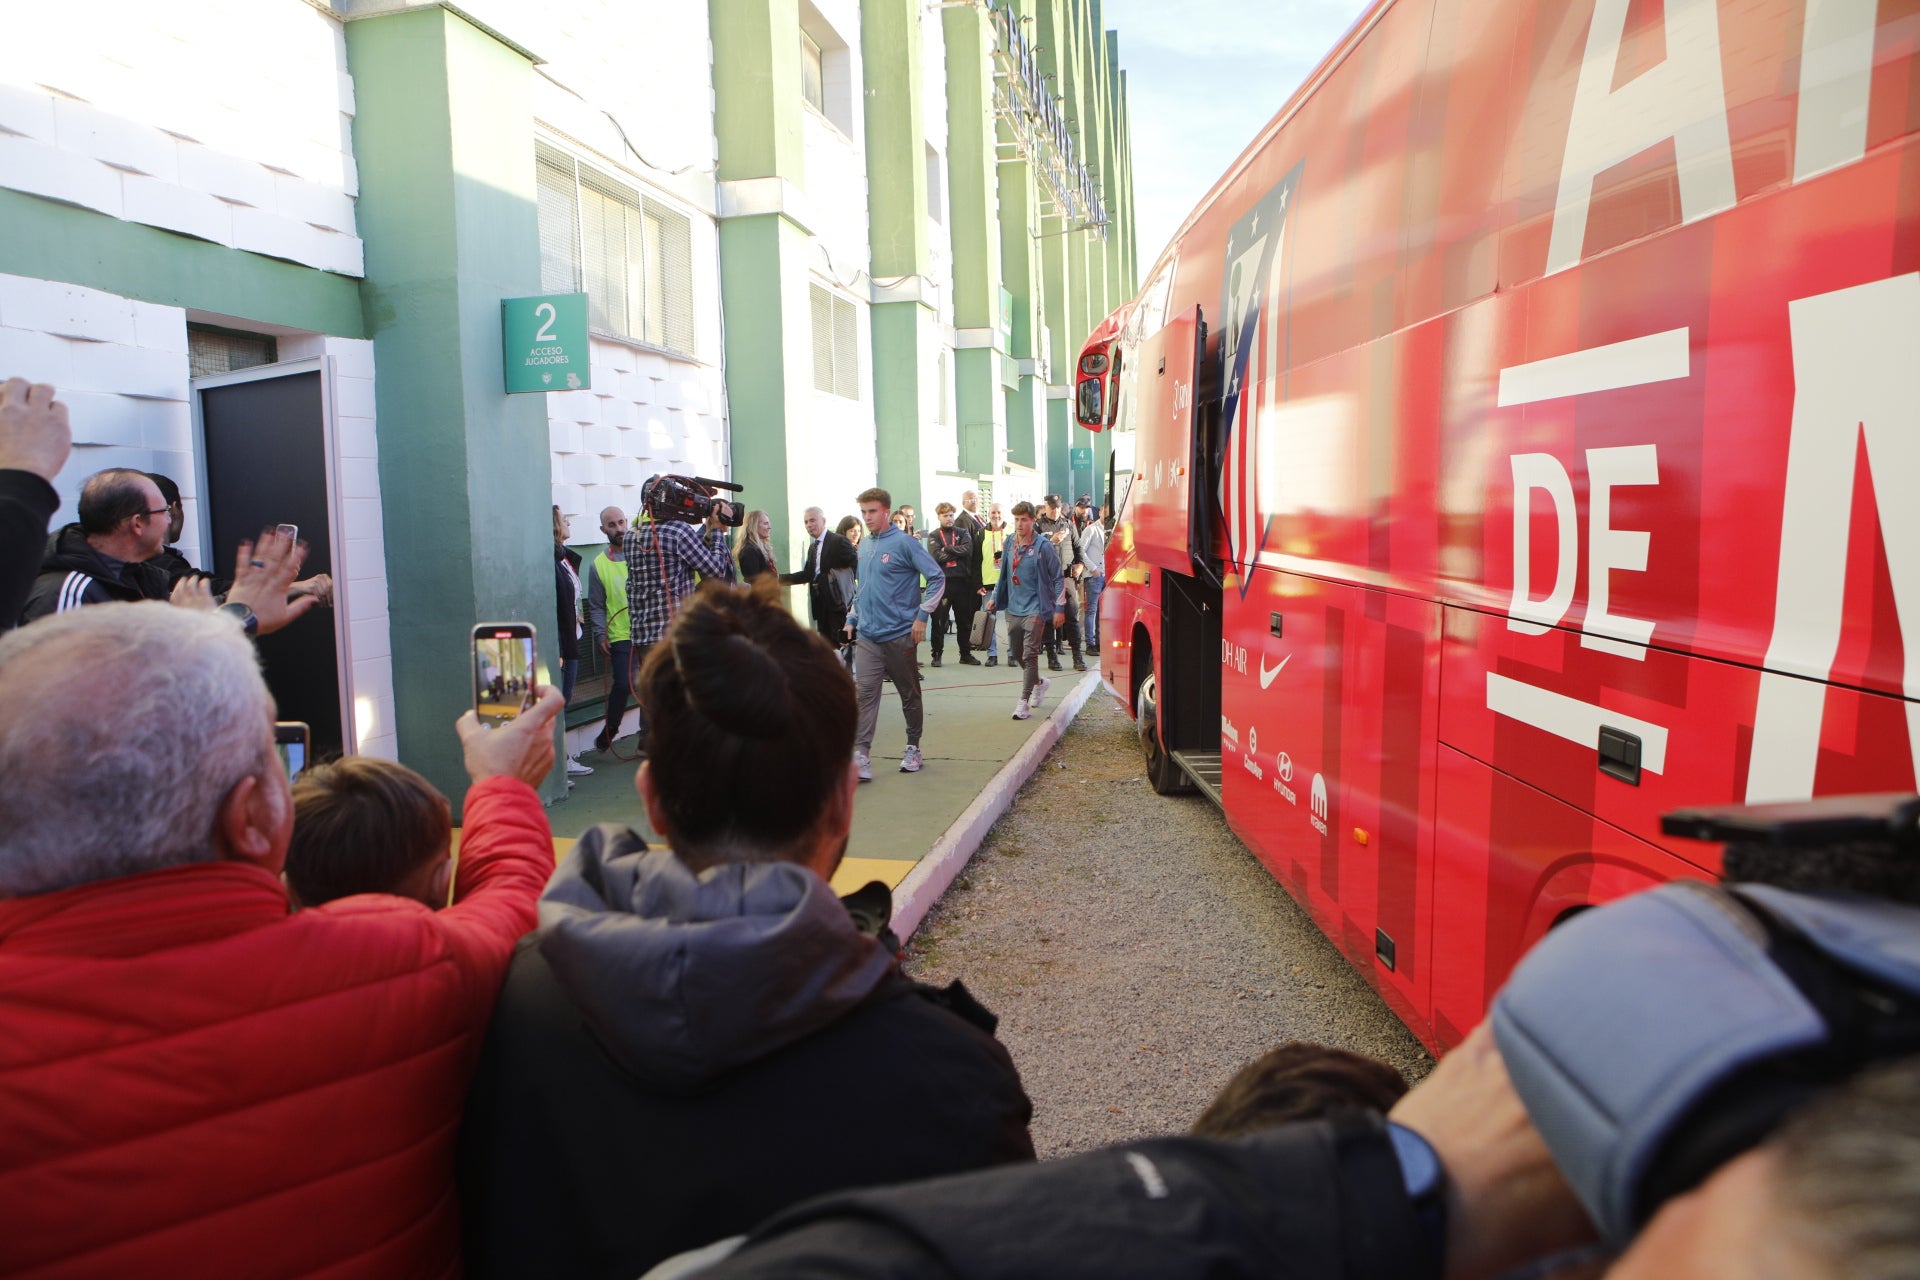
top-left (624, 477), bottom-right (738, 661)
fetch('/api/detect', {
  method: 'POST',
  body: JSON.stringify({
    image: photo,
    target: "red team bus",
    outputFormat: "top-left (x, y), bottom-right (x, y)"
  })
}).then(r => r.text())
top-left (1076, 0), bottom-right (1918, 1052)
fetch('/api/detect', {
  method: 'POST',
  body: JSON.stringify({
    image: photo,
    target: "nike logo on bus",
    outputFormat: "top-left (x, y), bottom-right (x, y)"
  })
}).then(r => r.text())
top-left (1258, 653), bottom-right (1291, 689)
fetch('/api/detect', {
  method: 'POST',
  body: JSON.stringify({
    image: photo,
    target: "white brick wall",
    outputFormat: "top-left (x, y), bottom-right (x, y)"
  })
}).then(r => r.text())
top-left (0, 2), bottom-right (363, 277)
top-left (0, 284), bottom-right (395, 762)
top-left (549, 336), bottom-right (728, 542)
top-left (0, 272), bottom-right (200, 562)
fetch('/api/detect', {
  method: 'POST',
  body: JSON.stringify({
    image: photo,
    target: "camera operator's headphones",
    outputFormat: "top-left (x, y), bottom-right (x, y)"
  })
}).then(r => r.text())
top-left (1493, 878), bottom-right (1920, 1244)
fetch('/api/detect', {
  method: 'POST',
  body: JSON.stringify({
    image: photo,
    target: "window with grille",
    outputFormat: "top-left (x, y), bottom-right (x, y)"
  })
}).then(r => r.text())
top-left (809, 284), bottom-right (860, 399)
top-left (188, 326), bottom-right (276, 379)
top-left (535, 142), bottom-right (696, 356)
top-left (801, 32), bottom-right (825, 114)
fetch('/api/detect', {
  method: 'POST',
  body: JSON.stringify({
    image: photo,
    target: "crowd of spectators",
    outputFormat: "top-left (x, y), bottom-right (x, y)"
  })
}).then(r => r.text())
top-left (3, 375), bottom-right (1917, 1280)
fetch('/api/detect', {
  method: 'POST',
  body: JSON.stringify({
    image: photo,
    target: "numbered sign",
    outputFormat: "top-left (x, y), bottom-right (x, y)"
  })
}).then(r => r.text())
top-left (501, 293), bottom-right (590, 393)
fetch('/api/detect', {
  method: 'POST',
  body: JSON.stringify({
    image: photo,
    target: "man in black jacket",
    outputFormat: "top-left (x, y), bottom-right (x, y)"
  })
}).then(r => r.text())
top-left (1035, 494), bottom-right (1086, 672)
top-left (20, 467), bottom-right (174, 624)
top-left (0, 377), bottom-right (70, 633)
top-left (780, 504), bottom-right (857, 643)
top-left (459, 584), bottom-right (1032, 1280)
top-left (925, 502), bottom-right (978, 666)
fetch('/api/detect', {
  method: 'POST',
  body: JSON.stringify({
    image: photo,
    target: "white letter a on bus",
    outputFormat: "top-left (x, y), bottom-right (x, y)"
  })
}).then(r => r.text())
top-left (1545, 0), bottom-right (1737, 276)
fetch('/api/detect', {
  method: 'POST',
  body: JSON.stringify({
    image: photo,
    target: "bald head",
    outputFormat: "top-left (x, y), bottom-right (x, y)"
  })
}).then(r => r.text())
top-left (78, 468), bottom-right (168, 561)
top-left (599, 506), bottom-right (630, 544)
top-left (0, 603), bottom-right (278, 896)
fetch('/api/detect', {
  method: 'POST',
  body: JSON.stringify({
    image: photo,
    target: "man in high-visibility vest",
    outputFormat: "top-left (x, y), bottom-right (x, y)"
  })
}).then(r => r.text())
top-left (976, 503), bottom-right (1007, 666)
top-left (586, 505), bottom-right (635, 753)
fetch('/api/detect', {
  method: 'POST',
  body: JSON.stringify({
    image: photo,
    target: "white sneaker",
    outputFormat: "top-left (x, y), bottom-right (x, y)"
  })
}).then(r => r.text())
top-left (1030, 676), bottom-right (1052, 709)
top-left (1012, 699), bottom-right (1031, 720)
top-left (900, 745), bottom-right (923, 773)
top-left (854, 750), bottom-right (873, 782)
top-left (566, 756), bottom-right (594, 776)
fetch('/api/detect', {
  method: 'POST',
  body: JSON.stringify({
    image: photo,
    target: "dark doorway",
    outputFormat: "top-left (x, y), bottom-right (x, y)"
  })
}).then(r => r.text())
top-left (199, 369), bottom-right (345, 757)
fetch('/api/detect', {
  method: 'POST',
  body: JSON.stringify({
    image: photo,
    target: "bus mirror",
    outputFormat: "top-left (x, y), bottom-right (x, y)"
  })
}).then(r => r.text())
top-left (1077, 375), bottom-right (1103, 428)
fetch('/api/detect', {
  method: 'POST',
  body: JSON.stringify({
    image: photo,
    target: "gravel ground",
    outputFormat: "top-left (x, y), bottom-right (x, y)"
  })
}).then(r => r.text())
top-left (904, 690), bottom-right (1434, 1158)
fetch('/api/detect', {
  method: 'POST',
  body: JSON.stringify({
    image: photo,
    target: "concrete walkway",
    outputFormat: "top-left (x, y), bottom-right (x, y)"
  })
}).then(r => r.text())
top-left (545, 660), bottom-right (1105, 939)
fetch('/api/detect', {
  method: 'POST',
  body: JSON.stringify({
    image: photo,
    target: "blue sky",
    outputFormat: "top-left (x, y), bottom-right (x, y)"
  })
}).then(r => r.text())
top-left (1099, 0), bottom-right (1375, 270)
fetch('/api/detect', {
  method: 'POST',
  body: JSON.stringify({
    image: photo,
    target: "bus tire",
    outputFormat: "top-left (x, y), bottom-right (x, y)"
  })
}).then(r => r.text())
top-left (1137, 672), bottom-right (1193, 795)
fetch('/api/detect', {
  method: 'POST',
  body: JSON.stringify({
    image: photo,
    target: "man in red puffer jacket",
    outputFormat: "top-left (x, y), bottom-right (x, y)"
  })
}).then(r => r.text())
top-left (0, 601), bottom-right (559, 1280)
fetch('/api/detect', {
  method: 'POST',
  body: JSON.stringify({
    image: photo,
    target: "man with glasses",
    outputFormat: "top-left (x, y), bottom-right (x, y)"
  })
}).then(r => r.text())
top-left (20, 468), bottom-right (175, 624)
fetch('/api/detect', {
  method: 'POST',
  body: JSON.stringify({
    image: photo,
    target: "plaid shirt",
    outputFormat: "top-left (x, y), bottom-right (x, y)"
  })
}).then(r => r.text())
top-left (622, 521), bottom-right (736, 646)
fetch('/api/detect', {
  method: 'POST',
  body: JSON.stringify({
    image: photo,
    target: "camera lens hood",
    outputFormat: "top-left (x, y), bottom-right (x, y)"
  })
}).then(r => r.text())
top-left (1491, 880), bottom-right (1920, 1244)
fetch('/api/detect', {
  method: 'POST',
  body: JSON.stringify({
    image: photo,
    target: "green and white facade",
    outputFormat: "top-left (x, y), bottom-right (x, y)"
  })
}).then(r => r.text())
top-left (0, 0), bottom-right (1133, 802)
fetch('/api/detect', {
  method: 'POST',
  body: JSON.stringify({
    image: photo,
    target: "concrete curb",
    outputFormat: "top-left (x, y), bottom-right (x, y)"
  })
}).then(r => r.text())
top-left (890, 670), bottom-right (1105, 942)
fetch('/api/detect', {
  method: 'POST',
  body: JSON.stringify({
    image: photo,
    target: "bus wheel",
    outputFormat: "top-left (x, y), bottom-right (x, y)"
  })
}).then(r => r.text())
top-left (1136, 672), bottom-right (1193, 795)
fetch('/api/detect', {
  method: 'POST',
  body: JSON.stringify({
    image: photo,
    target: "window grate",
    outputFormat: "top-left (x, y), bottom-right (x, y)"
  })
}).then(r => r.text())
top-left (809, 284), bottom-right (861, 400)
top-left (535, 140), bottom-right (697, 356)
top-left (188, 326), bottom-right (276, 378)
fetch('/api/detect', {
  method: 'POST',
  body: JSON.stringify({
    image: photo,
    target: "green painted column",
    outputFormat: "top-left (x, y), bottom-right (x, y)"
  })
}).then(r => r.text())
top-left (998, 147), bottom-right (1040, 473)
top-left (346, 7), bottom-right (558, 813)
top-left (944, 1), bottom-right (1006, 479)
top-left (863, 0), bottom-right (935, 511)
top-left (713, 0), bottom-right (813, 579)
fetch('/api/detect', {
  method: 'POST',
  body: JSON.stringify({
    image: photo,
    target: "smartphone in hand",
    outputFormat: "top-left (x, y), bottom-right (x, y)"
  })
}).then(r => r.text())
top-left (276, 523), bottom-right (299, 542)
top-left (472, 623), bottom-right (538, 726)
top-left (274, 721), bottom-right (311, 780)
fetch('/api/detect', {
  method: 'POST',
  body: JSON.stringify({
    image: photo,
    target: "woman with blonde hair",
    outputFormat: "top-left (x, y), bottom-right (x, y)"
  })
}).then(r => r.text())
top-left (734, 509), bottom-right (776, 582)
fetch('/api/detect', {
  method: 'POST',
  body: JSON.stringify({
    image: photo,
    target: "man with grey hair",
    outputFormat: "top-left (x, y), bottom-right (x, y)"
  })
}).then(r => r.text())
top-left (0, 601), bottom-right (562, 1276)
top-left (780, 504), bottom-right (857, 643)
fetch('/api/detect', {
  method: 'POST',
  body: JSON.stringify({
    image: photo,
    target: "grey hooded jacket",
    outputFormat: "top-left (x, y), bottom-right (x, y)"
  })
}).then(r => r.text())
top-left (459, 825), bottom-right (1035, 1280)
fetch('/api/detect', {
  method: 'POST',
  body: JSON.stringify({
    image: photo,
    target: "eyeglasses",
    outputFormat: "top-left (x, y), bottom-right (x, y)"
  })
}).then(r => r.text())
top-left (137, 508), bottom-right (170, 519)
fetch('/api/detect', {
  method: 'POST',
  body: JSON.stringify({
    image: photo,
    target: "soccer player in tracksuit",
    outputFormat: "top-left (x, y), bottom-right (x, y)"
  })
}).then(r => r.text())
top-left (845, 486), bottom-right (944, 779)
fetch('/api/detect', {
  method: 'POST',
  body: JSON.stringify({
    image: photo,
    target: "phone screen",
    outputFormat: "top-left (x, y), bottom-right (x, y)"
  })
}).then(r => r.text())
top-left (274, 721), bottom-right (310, 780)
top-left (473, 624), bottom-right (538, 725)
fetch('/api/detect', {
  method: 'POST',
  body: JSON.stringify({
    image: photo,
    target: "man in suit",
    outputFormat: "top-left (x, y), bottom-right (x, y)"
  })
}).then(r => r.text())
top-left (781, 505), bottom-right (857, 643)
top-left (956, 490), bottom-right (986, 603)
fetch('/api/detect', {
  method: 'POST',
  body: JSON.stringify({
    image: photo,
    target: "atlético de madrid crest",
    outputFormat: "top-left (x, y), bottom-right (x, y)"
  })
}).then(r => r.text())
top-left (1217, 161), bottom-right (1302, 595)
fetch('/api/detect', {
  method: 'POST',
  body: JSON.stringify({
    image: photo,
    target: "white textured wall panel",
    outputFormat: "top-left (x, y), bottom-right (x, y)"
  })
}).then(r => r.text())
top-left (0, 0), bottom-right (362, 276)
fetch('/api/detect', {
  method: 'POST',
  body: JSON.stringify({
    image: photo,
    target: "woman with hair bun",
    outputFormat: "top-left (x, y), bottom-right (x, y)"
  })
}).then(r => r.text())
top-left (459, 580), bottom-right (1034, 1280)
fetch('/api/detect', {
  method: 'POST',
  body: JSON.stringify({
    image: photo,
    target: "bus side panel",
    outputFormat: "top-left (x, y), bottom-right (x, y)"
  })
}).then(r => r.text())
top-left (1428, 743), bottom-right (1708, 1050)
top-left (1444, 147), bottom-right (1920, 690)
top-left (1220, 567), bottom-right (1340, 911)
top-left (1334, 588), bottom-right (1442, 1036)
top-left (1441, 603), bottom-right (1920, 857)
top-left (1221, 568), bottom-right (1442, 1042)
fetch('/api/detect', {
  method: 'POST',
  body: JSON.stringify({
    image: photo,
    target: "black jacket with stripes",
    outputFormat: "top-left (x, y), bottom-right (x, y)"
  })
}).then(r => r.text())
top-left (19, 523), bottom-right (172, 626)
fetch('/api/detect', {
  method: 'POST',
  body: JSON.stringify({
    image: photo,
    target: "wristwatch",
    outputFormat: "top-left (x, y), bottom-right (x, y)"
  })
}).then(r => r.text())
top-left (1386, 1121), bottom-right (1448, 1279)
top-left (218, 600), bottom-right (260, 637)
